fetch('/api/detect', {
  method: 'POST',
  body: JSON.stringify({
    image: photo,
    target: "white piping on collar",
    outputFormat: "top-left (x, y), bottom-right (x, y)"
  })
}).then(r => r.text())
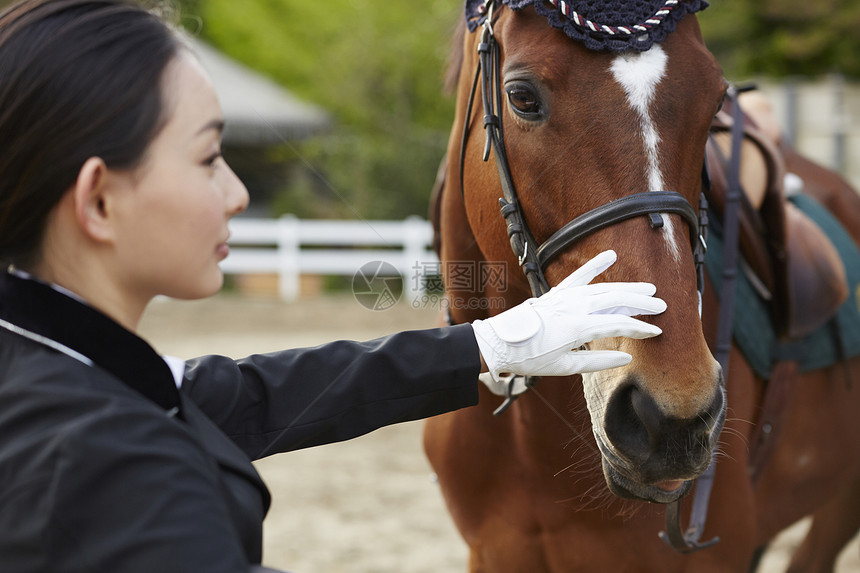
top-left (5, 268), bottom-right (186, 389)
top-left (9, 267), bottom-right (88, 304)
top-left (0, 317), bottom-right (94, 367)
top-left (0, 317), bottom-right (186, 390)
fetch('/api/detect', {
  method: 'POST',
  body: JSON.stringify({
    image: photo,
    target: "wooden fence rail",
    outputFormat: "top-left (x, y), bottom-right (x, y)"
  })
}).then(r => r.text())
top-left (221, 215), bottom-right (439, 302)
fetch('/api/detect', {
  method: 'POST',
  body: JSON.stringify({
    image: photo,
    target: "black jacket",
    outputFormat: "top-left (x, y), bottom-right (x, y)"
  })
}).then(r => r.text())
top-left (0, 272), bottom-right (480, 572)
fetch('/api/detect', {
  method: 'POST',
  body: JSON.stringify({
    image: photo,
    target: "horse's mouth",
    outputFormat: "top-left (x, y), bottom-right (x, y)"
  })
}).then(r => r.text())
top-left (601, 458), bottom-right (693, 504)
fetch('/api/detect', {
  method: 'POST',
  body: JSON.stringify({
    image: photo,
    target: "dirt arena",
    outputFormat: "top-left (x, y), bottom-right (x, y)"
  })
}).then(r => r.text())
top-left (139, 293), bottom-right (860, 572)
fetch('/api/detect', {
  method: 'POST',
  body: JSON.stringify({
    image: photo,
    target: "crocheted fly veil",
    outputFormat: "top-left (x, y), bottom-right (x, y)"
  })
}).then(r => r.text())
top-left (466, 0), bottom-right (709, 52)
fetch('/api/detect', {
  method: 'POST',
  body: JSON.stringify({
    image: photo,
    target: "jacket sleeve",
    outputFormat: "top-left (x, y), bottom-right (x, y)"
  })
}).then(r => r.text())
top-left (182, 324), bottom-right (481, 459)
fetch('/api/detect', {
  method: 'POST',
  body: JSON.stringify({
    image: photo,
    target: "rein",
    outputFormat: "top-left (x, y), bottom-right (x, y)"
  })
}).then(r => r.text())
top-left (455, 0), bottom-right (745, 555)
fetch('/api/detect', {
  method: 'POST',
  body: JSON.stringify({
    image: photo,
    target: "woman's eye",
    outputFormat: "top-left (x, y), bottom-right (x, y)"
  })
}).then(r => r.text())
top-left (204, 152), bottom-right (223, 167)
top-left (506, 85), bottom-right (542, 118)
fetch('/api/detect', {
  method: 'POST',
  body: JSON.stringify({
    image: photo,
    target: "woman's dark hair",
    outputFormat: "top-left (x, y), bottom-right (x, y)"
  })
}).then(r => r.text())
top-left (0, 0), bottom-right (181, 267)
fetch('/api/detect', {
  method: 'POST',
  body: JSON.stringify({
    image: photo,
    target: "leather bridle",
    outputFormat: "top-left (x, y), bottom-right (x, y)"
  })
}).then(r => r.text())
top-left (457, 0), bottom-right (734, 555)
top-left (460, 1), bottom-right (709, 304)
top-left (459, 2), bottom-right (711, 415)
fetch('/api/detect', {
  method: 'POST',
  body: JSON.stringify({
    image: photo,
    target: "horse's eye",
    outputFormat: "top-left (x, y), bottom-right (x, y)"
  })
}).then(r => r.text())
top-left (506, 84), bottom-right (542, 119)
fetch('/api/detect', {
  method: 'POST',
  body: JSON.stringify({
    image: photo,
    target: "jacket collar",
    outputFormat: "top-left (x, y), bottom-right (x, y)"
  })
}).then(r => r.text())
top-left (0, 271), bottom-right (183, 417)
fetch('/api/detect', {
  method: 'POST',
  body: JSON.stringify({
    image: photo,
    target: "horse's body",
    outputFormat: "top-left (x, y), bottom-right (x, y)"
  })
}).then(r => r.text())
top-left (424, 3), bottom-right (860, 572)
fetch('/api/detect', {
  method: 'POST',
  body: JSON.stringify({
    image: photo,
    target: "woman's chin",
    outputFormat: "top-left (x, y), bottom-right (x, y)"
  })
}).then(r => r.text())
top-left (162, 271), bottom-right (224, 301)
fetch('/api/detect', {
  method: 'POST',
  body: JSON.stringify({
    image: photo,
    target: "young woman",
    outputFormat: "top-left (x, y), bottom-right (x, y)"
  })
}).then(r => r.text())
top-left (0, 1), bottom-right (667, 571)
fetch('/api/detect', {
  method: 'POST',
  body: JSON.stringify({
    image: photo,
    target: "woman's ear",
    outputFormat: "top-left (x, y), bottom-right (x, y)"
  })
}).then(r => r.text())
top-left (72, 157), bottom-right (115, 243)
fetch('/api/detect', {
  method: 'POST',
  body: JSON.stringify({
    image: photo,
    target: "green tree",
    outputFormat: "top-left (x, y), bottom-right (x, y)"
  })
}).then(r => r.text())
top-left (698, 0), bottom-right (860, 79)
top-left (180, 0), bottom-right (462, 219)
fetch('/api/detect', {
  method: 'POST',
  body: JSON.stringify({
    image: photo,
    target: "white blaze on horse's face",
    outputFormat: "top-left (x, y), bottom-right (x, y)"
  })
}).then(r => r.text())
top-left (609, 46), bottom-right (682, 261)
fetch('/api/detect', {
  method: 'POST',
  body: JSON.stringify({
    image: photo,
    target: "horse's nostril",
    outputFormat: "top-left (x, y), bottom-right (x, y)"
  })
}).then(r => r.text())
top-left (630, 385), bottom-right (663, 449)
top-left (604, 384), bottom-right (653, 464)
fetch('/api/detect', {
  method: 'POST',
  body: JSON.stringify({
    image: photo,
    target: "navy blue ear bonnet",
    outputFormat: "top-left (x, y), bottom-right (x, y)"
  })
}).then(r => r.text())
top-left (465, 0), bottom-right (709, 52)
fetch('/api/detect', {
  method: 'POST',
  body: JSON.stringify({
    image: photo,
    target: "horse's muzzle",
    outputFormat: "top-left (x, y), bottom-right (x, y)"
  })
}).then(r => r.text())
top-left (597, 383), bottom-right (726, 503)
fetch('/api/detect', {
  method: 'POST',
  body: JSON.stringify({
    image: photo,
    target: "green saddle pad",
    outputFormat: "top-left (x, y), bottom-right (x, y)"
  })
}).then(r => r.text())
top-left (705, 193), bottom-right (860, 379)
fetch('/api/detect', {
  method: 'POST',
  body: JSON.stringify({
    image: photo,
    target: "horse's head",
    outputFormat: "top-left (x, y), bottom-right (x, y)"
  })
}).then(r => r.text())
top-left (451, 1), bottom-right (727, 504)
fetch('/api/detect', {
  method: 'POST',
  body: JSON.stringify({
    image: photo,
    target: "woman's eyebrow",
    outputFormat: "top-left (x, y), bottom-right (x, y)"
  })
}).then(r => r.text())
top-left (196, 119), bottom-right (225, 137)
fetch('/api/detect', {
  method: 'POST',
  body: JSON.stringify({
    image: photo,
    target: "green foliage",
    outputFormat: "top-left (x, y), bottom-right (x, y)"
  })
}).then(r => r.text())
top-left (180, 0), bottom-right (461, 219)
top-left (698, 0), bottom-right (860, 79)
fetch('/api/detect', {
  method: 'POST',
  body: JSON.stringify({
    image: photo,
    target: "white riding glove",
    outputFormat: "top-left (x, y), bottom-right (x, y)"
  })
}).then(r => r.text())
top-left (471, 250), bottom-right (666, 396)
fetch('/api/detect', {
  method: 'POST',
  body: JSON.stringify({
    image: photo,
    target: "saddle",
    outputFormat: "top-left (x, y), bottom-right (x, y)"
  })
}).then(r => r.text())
top-left (706, 108), bottom-right (848, 340)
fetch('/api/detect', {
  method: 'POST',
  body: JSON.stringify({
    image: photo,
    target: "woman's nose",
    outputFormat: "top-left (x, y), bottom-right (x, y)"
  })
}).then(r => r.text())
top-left (223, 163), bottom-right (249, 217)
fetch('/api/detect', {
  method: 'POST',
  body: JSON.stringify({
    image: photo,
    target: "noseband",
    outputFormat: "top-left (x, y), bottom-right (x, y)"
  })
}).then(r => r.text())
top-left (459, 1), bottom-right (708, 301)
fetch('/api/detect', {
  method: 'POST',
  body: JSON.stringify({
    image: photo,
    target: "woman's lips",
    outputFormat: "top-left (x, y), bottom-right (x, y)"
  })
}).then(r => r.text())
top-left (216, 242), bottom-right (230, 260)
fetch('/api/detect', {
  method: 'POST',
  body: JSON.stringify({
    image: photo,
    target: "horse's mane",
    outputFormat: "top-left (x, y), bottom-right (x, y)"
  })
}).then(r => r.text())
top-left (444, 17), bottom-right (467, 96)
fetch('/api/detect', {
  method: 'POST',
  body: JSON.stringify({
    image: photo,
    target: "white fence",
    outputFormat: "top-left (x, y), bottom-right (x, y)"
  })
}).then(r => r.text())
top-left (220, 215), bottom-right (439, 301)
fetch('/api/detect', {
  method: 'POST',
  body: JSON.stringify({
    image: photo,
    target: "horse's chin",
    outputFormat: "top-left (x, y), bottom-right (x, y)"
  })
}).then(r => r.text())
top-left (601, 458), bottom-right (693, 504)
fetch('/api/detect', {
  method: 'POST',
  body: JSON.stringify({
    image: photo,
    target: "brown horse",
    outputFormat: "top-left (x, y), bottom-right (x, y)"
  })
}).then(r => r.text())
top-left (424, 2), bottom-right (860, 572)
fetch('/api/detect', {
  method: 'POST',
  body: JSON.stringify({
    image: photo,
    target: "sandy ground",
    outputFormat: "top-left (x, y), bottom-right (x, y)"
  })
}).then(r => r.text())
top-left (139, 293), bottom-right (860, 572)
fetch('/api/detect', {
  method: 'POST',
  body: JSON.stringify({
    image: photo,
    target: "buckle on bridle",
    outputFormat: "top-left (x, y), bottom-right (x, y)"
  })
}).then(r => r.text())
top-left (481, 0), bottom-right (495, 35)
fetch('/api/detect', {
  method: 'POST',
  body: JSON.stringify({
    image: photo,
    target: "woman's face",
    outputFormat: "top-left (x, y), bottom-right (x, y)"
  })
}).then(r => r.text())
top-left (110, 51), bottom-right (249, 303)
